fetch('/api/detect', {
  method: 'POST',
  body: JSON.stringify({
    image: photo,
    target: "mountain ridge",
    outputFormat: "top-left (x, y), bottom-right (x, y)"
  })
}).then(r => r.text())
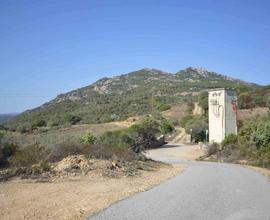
top-left (6, 67), bottom-right (262, 129)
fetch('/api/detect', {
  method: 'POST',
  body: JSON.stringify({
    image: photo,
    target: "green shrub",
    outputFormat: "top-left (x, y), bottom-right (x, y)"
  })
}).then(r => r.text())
top-left (97, 117), bottom-right (163, 154)
top-left (16, 125), bottom-right (30, 133)
top-left (156, 103), bottom-right (171, 111)
top-left (80, 132), bottom-right (97, 145)
top-left (219, 116), bottom-right (270, 167)
top-left (221, 134), bottom-right (238, 148)
top-left (180, 115), bottom-right (194, 127)
top-left (0, 141), bottom-right (18, 167)
top-left (32, 119), bottom-right (47, 128)
top-left (49, 121), bottom-right (59, 127)
top-left (238, 92), bottom-right (254, 109)
top-left (185, 117), bottom-right (208, 142)
top-left (159, 120), bottom-right (173, 134)
top-left (65, 114), bottom-right (82, 125)
top-left (31, 160), bottom-right (51, 174)
top-left (98, 130), bottom-right (129, 150)
top-left (39, 160), bottom-right (51, 172)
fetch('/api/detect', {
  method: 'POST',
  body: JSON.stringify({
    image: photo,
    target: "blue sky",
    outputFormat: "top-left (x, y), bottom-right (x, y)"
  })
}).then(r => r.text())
top-left (0, 0), bottom-right (270, 113)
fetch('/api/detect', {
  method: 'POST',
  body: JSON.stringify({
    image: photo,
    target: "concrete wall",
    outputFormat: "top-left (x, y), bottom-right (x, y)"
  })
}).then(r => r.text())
top-left (209, 89), bottom-right (225, 143)
top-left (208, 89), bottom-right (237, 143)
top-left (224, 90), bottom-right (237, 136)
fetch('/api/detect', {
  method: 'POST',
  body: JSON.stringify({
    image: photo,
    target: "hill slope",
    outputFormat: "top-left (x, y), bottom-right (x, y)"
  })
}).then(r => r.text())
top-left (0, 113), bottom-right (19, 124)
top-left (7, 67), bottom-right (260, 129)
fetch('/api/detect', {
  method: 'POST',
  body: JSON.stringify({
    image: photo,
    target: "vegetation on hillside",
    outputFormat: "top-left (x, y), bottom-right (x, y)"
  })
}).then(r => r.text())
top-left (0, 116), bottom-right (173, 180)
top-left (5, 67), bottom-right (260, 130)
top-left (206, 114), bottom-right (270, 168)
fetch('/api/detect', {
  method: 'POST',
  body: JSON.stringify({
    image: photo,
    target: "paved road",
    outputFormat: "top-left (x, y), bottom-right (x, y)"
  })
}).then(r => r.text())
top-left (88, 144), bottom-right (270, 220)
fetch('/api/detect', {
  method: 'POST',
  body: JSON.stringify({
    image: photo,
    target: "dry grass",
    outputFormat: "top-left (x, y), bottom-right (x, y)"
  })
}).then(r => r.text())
top-left (162, 103), bottom-right (188, 120)
top-left (238, 107), bottom-right (269, 121)
top-left (6, 121), bottom-right (133, 148)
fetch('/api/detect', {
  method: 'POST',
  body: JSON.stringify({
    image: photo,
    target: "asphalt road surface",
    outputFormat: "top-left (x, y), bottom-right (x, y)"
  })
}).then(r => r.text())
top-left (88, 144), bottom-right (270, 220)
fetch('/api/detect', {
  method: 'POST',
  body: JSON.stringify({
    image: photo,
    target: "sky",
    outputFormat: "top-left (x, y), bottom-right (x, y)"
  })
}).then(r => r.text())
top-left (0, 0), bottom-right (270, 114)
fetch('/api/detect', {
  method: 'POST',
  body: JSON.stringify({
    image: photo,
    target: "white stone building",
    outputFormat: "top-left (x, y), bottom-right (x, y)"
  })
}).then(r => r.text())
top-left (208, 88), bottom-right (237, 143)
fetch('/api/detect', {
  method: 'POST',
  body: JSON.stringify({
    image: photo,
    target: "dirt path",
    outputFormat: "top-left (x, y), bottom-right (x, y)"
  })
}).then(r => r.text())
top-left (0, 164), bottom-right (184, 220)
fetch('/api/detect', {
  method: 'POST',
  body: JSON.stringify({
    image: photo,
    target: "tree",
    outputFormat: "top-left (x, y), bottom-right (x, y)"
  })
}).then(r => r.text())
top-left (238, 92), bottom-right (254, 109)
top-left (185, 117), bottom-right (208, 142)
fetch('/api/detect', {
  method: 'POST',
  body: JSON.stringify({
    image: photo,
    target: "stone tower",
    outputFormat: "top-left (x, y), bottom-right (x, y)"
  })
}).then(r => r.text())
top-left (208, 88), bottom-right (237, 143)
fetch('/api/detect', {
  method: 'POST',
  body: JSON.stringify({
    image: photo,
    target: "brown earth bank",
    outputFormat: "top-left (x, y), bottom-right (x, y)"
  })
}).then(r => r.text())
top-left (0, 158), bottom-right (184, 220)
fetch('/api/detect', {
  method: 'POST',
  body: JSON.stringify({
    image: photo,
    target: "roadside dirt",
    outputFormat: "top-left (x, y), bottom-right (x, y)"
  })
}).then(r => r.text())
top-left (0, 163), bottom-right (184, 220)
top-left (242, 165), bottom-right (270, 180)
top-left (192, 102), bottom-right (203, 116)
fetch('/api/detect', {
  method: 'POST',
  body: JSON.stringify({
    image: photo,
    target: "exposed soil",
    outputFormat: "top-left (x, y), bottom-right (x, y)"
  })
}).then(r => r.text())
top-left (0, 159), bottom-right (184, 220)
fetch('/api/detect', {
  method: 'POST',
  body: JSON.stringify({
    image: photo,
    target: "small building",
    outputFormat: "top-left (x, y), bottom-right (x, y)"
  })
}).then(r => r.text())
top-left (208, 88), bottom-right (237, 143)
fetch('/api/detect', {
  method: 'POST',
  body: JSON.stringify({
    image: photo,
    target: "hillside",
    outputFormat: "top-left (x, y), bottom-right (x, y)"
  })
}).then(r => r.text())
top-left (0, 113), bottom-right (18, 124)
top-left (6, 67), bottom-right (261, 129)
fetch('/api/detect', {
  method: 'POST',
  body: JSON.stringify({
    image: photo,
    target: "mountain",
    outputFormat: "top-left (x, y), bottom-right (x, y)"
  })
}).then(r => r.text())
top-left (0, 113), bottom-right (19, 124)
top-left (6, 67), bottom-right (261, 129)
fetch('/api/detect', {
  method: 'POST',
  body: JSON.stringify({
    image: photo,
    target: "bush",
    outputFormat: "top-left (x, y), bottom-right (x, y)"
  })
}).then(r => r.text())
top-left (159, 120), bottom-right (173, 134)
top-left (16, 125), bottom-right (30, 133)
top-left (238, 92), bottom-right (254, 109)
top-left (99, 130), bottom-right (128, 150)
top-left (11, 144), bottom-right (50, 167)
top-left (221, 134), bottom-right (238, 148)
top-left (180, 115), bottom-right (194, 127)
top-left (80, 132), bottom-right (97, 145)
top-left (219, 116), bottom-right (270, 167)
top-left (97, 117), bottom-right (164, 154)
top-left (207, 142), bottom-right (219, 156)
top-left (31, 160), bottom-right (51, 174)
top-left (49, 121), bottom-right (59, 127)
top-left (47, 141), bottom-right (83, 162)
top-left (0, 141), bottom-right (18, 167)
top-left (65, 115), bottom-right (82, 125)
top-left (39, 160), bottom-right (51, 172)
top-left (185, 117), bottom-right (208, 142)
top-left (126, 118), bottom-right (162, 152)
top-left (156, 103), bottom-right (171, 111)
top-left (32, 119), bottom-right (47, 128)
